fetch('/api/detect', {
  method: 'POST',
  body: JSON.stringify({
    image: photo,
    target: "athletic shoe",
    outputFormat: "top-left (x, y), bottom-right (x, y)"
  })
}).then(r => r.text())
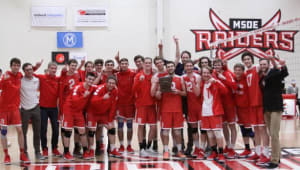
top-left (42, 148), bottom-right (48, 158)
top-left (126, 145), bottom-right (134, 153)
top-left (176, 151), bottom-right (186, 158)
top-left (223, 146), bottom-right (229, 155)
top-left (89, 149), bottom-right (95, 158)
top-left (118, 145), bottom-right (125, 153)
top-left (184, 145), bottom-right (193, 156)
top-left (82, 151), bottom-right (91, 160)
top-left (4, 154), bottom-right (11, 165)
top-left (256, 154), bottom-right (270, 166)
top-left (52, 148), bottom-right (62, 157)
top-left (64, 152), bottom-right (75, 161)
top-left (207, 151), bottom-right (217, 160)
top-left (196, 151), bottom-right (206, 160)
top-left (163, 151), bottom-right (170, 160)
top-left (20, 152), bottom-right (30, 163)
top-left (35, 152), bottom-right (46, 160)
top-left (95, 146), bottom-right (101, 156)
top-left (238, 149), bottom-right (252, 158)
top-left (217, 153), bottom-right (226, 163)
top-left (139, 149), bottom-right (149, 157)
top-left (192, 147), bottom-right (201, 157)
top-left (227, 149), bottom-right (237, 159)
top-left (73, 146), bottom-right (82, 158)
top-left (246, 153), bottom-right (259, 162)
top-left (172, 146), bottom-right (178, 154)
top-left (110, 148), bottom-right (122, 158)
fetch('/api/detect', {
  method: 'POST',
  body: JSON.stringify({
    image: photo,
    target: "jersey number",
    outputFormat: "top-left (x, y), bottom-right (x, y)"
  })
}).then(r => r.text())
top-left (246, 73), bottom-right (253, 87)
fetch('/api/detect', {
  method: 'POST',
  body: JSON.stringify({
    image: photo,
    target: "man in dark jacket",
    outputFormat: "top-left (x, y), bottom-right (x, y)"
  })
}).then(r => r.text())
top-left (259, 57), bottom-right (288, 169)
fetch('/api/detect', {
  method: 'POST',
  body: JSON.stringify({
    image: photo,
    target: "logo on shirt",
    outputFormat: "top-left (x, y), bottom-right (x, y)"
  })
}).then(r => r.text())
top-left (191, 9), bottom-right (298, 60)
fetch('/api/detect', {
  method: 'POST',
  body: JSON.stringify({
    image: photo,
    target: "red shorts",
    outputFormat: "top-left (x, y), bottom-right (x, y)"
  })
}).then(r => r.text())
top-left (0, 110), bottom-right (21, 126)
top-left (237, 107), bottom-right (251, 128)
top-left (117, 105), bottom-right (135, 119)
top-left (87, 113), bottom-right (112, 128)
top-left (187, 108), bottom-right (201, 123)
top-left (136, 106), bottom-right (157, 125)
top-left (161, 112), bottom-right (184, 129)
top-left (249, 106), bottom-right (265, 126)
top-left (201, 115), bottom-right (223, 130)
top-left (222, 105), bottom-right (237, 124)
top-left (62, 112), bottom-right (85, 129)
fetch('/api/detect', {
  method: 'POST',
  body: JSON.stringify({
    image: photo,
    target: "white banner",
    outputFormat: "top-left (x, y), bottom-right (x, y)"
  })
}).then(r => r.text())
top-left (70, 53), bottom-right (87, 63)
top-left (31, 6), bottom-right (66, 27)
top-left (283, 99), bottom-right (296, 116)
top-left (74, 7), bottom-right (108, 27)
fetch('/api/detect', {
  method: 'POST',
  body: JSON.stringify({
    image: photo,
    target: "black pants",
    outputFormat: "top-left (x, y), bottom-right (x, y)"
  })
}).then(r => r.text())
top-left (40, 107), bottom-right (59, 150)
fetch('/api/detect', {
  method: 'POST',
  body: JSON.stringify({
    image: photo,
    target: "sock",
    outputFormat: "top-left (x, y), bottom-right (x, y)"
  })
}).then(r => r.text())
top-left (96, 141), bottom-right (100, 149)
top-left (229, 143), bottom-right (235, 149)
top-left (110, 144), bottom-right (115, 151)
top-left (176, 144), bottom-right (182, 151)
top-left (120, 141), bottom-right (124, 146)
top-left (142, 139), bottom-right (146, 146)
top-left (200, 143), bottom-right (206, 150)
top-left (153, 140), bottom-right (158, 149)
top-left (255, 146), bottom-right (261, 155)
top-left (64, 147), bottom-right (69, 153)
top-left (147, 140), bottom-right (152, 149)
top-left (194, 140), bottom-right (200, 148)
top-left (83, 147), bottom-right (88, 152)
top-left (139, 143), bottom-right (145, 150)
top-left (164, 145), bottom-right (168, 152)
top-left (212, 145), bottom-right (217, 153)
top-left (245, 144), bottom-right (250, 150)
top-left (218, 147), bottom-right (224, 154)
top-left (4, 149), bottom-right (8, 155)
top-left (263, 146), bottom-right (269, 157)
top-left (75, 142), bottom-right (80, 148)
top-left (127, 139), bottom-right (132, 146)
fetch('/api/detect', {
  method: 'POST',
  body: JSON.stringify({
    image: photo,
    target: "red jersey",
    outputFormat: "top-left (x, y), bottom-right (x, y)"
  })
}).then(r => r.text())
top-left (87, 84), bottom-right (118, 117)
top-left (245, 66), bottom-right (263, 106)
top-left (116, 69), bottom-right (136, 106)
top-left (200, 80), bottom-right (228, 116)
top-left (160, 75), bottom-right (183, 113)
top-left (100, 71), bottom-right (117, 85)
top-left (63, 83), bottom-right (96, 113)
top-left (0, 71), bottom-right (22, 112)
top-left (59, 70), bottom-right (80, 105)
top-left (133, 70), bottom-right (155, 107)
top-left (234, 74), bottom-right (249, 108)
top-left (78, 70), bottom-right (86, 82)
top-left (182, 73), bottom-right (201, 112)
top-left (35, 74), bottom-right (59, 108)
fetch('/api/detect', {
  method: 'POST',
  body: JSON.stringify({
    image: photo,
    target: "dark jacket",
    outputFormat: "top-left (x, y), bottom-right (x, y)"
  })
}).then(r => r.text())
top-left (261, 66), bottom-right (289, 112)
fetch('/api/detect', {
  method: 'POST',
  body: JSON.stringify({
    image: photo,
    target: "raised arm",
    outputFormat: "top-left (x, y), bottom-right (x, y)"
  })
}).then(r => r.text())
top-left (174, 36), bottom-right (180, 67)
top-left (158, 40), bottom-right (163, 58)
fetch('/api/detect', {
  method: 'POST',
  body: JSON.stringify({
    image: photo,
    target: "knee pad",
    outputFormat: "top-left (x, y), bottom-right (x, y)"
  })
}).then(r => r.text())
top-left (200, 130), bottom-right (207, 134)
top-left (240, 125), bottom-right (248, 137)
top-left (108, 128), bottom-right (116, 135)
top-left (61, 128), bottom-right (66, 134)
top-left (88, 131), bottom-right (95, 138)
top-left (248, 128), bottom-right (255, 138)
top-left (79, 133), bottom-right (86, 137)
top-left (118, 121), bottom-right (124, 129)
top-left (64, 130), bottom-right (72, 138)
top-left (74, 128), bottom-right (79, 134)
top-left (1, 127), bottom-right (7, 137)
top-left (214, 130), bottom-right (223, 139)
top-left (161, 129), bottom-right (170, 136)
top-left (192, 128), bottom-right (198, 134)
top-left (127, 120), bottom-right (133, 129)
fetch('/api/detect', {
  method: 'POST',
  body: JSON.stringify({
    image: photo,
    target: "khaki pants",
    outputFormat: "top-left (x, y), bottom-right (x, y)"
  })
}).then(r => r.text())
top-left (264, 111), bottom-right (282, 164)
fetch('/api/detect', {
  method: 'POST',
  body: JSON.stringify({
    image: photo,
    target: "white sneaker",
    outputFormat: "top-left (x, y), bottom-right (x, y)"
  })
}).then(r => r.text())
top-left (146, 148), bottom-right (158, 156)
top-left (7, 140), bottom-right (11, 147)
top-left (139, 149), bottom-right (149, 157)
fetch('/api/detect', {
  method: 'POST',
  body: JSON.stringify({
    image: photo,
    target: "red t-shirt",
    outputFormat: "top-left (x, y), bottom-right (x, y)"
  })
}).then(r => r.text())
top-left (0, 71), bottom-right (22, 112)
top-left (160, 75), bottom-right (183, 113)
top-left (133, 70), bottom-right (155, 107)
top-left (245, 66), bottom-right (263, 106)
top-left (116, 69), bottom-right (136, 106)
top-left (35, 74), bottom-right (59, 108)
top-left (182, 73), bottom-right (201, 112)
top-left (63, 83), bottom-right (96, 113)
top-left (234, 74), bottom-right (249, 108)
top-left (59, 70), bottom-right (81, 106)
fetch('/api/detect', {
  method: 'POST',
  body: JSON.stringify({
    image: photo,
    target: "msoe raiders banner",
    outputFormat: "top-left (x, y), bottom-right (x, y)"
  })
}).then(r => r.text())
top-left (191, 9), bottom-right (298, 60)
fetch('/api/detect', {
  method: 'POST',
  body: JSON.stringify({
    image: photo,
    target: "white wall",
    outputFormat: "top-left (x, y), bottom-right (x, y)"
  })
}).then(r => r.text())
top-left (0, 0), bottom-right (157, 73)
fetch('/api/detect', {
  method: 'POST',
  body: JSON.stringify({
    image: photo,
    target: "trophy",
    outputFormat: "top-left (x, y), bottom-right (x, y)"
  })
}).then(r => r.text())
top-left (159, 76), bottom-right (173, 92)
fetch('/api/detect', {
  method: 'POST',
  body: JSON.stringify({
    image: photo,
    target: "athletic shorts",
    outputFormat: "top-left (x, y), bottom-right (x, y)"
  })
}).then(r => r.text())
top-left (62, 112), bottom-right (85, 129)
top-left (187, 108), bottom-right (201, 123)
top-left (249, 106), bottom-right (265, 126)
top-left (116, 105), bottom-right (135, 119)
top-left (0, 110), bottom-right (21, 126)
top-left (237, 107), bottom-right (251, 128)
top-left (201, 115), bottom-right (223, 130)
top-left (86, 113), bottom-right (112, 128)
top-left (136, 106), bottom-right (157, 125)
top-left (161, 112), bottom-right (184, 129)
top-left (222, 105), bottom-right (237, 124)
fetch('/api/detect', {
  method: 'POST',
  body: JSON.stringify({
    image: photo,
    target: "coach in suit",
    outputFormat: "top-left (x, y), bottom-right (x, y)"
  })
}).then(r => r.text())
top-left (259, 57), bottom-right (288, 168)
